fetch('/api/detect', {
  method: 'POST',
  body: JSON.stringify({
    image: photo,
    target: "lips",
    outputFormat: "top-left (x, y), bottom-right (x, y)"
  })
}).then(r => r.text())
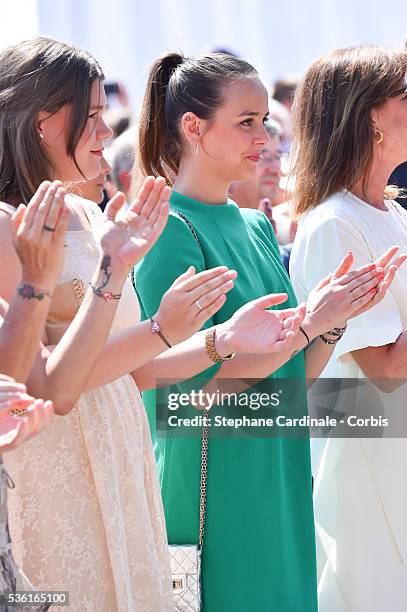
top-left (247, 155), bottom-right (261, 162)
top-left (90, 149), bottom-right (104, 157)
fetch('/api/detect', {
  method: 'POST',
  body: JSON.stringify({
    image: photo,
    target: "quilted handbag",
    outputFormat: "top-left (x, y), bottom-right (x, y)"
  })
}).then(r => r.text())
top-left (169, 545), bottom-right (202, 610)
top-left (169, 408), bottom-right (209, 612)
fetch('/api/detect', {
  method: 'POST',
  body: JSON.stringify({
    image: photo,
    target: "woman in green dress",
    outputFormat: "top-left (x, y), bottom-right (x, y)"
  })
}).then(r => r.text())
top-left (134, 52), bottom-right (396, 611)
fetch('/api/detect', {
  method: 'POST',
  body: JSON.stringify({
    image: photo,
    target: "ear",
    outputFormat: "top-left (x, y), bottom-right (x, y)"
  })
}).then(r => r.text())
top-left (180, 112), bottom-right (203, 146)
top-left (36, 111), bottom-right (49, 139)
top-left (370, 107), bottom-right (380, 130)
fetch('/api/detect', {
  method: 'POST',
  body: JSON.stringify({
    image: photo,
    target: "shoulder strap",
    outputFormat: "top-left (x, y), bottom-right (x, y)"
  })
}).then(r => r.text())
top-left (199, 413), bottom-right (209, 548)
top-left (131, 210), bottom-right (204, 293)
top-left (162, 209), bottom-right (208, 546)
top-left (171, 210), bottom-right (208, 548)
top-left (172, 210), bottom-right (202, 251)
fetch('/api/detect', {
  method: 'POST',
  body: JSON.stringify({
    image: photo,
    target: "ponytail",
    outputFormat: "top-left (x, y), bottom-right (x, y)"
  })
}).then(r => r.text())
top-left (138, 52), bottom-right (184, 184)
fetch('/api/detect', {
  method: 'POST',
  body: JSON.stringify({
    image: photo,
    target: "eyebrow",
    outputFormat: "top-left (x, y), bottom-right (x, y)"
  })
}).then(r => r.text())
top-left (238, 111), bottom-right (269, 117)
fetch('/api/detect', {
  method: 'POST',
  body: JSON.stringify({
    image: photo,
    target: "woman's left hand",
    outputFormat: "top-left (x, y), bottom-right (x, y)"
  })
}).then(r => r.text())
top-left (99, 176), bottom-right (170, 274)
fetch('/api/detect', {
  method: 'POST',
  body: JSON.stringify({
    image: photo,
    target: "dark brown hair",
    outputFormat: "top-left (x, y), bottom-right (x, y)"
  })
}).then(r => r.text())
top-left (0, 36), bottom-right (104, 204)
top-left (138, 51), bottom-right (258, 184)
top-left (291, 45), bottom-right (407, 216)
top-left (271, 77), bottom-right (298, 104)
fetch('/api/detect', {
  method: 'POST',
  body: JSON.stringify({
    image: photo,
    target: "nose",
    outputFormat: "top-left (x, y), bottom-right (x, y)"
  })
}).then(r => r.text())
top-left (97, 115), bottom-right (113, 141)
top-left (254, 124), bottom-right (269, 146)
top-left (270, 159), bottom-right (281, 175)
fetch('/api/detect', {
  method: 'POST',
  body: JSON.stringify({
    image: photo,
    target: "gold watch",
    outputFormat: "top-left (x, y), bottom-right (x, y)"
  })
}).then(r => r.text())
top-left (205, 328), bottom-right (235, 363)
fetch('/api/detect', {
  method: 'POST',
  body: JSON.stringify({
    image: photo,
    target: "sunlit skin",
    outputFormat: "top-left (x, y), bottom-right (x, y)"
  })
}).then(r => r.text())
top-left (37, 80), bottom-right (112, 184)
top-left (230, 134), bottom-right (282, 209)
top-left (173, 78), bottom-right (270, 204)
top-left (72, 155), bottom-right (112, 204)
top-left (353, 85), bottom-right (407, 207)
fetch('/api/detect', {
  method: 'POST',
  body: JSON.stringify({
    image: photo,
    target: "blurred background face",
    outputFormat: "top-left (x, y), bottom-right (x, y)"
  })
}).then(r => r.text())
top-left (257, 135), bottom-right (282, 199)
top-left (229, 133), bottom-right (282, 208)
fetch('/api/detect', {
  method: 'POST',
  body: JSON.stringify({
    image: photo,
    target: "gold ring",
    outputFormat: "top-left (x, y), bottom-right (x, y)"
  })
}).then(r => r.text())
top-left (352, 288), bottom-right (358, 300)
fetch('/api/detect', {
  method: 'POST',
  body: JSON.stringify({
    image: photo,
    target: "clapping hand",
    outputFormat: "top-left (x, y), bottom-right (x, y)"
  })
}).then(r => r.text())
top-left (305, 247), bottom-right (407, 335)
top-left (153, 265), bottom-right (238, 345)
top-left (0, 375), bottom-right (53, 452)
top-left (217, 294), bottom-right (307, 354)
top-left (99, 176), bottom-right (170, 273)
top-left (351, 246), bottom-right (407, 317)
top-left (11, 180), bottom-right (69, 290)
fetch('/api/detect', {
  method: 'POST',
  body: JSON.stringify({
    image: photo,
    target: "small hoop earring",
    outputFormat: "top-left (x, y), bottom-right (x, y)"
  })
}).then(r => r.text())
top-left (375, 129), bottom-right (384, 144)
top-left (195, 140), bottom-right (199, 157)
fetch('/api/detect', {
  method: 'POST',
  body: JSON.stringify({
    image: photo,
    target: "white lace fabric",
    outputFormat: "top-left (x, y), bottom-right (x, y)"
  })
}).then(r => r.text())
top-left (4, 199), bottom-right (174, 611)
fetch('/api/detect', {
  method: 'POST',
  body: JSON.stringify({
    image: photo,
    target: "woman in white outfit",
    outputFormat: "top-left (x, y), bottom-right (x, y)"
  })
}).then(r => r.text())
top-left (290, 45), bottom-right (407, 612)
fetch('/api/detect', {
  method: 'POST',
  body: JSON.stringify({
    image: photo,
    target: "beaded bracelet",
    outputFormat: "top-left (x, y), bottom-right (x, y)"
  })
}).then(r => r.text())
top-left (319, 325), bottom-right (347, 345)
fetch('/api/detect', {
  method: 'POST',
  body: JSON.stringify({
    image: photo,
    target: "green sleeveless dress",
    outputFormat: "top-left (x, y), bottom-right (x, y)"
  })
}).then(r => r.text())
top-left (135, 192), bottom-right (317, 612)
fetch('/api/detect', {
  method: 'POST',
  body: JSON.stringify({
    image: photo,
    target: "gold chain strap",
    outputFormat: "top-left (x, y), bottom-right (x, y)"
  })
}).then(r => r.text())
top-left (171, 210), bottom-right (209, 548)
top-left (198, 409), bottom-right (209, 548)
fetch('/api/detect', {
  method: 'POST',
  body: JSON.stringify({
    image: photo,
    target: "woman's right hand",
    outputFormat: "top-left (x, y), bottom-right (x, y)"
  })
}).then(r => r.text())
top-left (0, 375), bottom-right (53, 452)
top-left (153, 266), bottom-right (237, 345)
top-left (11, 181), bottom-right (69, 292)
top-left (216, 294), bottom-right (306, 355)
